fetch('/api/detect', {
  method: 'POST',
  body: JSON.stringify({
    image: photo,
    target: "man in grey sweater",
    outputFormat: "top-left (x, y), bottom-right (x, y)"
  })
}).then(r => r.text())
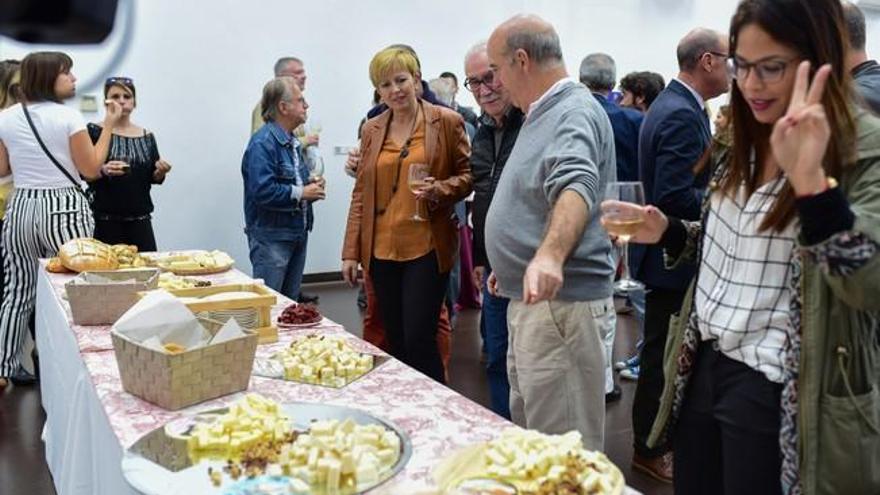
top-left (486, 14), bottom-right (617, 451)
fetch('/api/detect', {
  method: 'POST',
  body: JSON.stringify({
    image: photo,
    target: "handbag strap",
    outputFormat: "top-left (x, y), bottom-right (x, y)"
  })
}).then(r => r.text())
top-left (21, 102), bottom-right (85, 191)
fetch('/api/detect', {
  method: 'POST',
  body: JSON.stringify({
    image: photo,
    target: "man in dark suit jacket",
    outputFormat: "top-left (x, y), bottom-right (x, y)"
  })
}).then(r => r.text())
top-left (579, 53), bottom-right (644, 182)
top-left (579, 52), bottom-right (643, 405)
top-left (632, 27), bottom-right (729, 483)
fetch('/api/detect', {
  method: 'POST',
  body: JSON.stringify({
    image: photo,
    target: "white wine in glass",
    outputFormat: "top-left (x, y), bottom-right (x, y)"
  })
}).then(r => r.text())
top-left (309, 156), bottom-right (325, 182)
top-left (408, 162), bottom-right (430, 222)
top-left (602, 181), bottom-right (646, 292)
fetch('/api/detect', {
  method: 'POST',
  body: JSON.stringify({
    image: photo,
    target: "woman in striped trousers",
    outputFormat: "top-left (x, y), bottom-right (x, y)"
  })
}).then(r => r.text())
top-left (0, 52), bottom-right (122, 389)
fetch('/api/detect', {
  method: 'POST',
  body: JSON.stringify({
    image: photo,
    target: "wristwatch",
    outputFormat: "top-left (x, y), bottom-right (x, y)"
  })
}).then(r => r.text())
top-left (798, 176), bottom-right (838, 198)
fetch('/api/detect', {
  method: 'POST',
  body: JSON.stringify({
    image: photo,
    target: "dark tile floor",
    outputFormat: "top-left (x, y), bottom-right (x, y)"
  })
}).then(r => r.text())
top-left (0, 282), bottom-right (673, 495)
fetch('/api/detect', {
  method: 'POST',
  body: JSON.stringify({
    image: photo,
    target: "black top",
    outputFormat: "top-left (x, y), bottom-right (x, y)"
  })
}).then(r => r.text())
top-left (87, 123), bottom-right (161, 216)
top-left (471, 106), bottom-right (524, 268)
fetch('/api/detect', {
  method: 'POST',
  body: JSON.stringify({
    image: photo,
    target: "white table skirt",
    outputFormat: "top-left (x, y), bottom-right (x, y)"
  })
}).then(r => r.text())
top-left (37, 270), bottom-right (138, 495)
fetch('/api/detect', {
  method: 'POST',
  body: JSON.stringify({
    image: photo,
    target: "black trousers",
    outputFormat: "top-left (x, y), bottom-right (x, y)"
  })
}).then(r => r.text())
top-left (632, 286), bottom-right (686, 457)
top-left (370, 252), bottom-right (448, 383)
top-left (94, 217), bottom-right (157, 251)
top-left (674, 341), bottom-right (783, 495)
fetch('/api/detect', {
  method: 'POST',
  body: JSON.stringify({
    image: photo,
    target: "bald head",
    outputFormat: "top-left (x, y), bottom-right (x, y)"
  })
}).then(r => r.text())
top-left (677, 28), bottom-right (726, 72)
top-left (491, 14), bottom-right (564, 69)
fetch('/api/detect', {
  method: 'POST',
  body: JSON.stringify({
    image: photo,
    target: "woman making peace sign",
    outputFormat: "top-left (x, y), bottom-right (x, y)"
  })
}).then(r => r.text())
top-left (606, 1), bottom-right (880, 493)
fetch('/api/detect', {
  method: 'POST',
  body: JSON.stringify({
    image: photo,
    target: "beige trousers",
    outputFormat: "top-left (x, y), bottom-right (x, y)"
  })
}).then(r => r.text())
top-left (507, 297), bottom-right (615, 451)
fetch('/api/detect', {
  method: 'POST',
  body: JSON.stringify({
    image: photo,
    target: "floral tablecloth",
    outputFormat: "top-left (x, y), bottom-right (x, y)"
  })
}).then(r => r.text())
top-left (38, 263), bottom-right (639, 494)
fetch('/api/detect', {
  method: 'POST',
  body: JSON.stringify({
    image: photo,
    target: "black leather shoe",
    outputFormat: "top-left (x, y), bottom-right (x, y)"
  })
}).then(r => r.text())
top-left (605, 384), bottom-right (622, 403)
top-left (298, 293), bottom-right (319, 304)
top-left (10, 366), bottom-right (37, 386)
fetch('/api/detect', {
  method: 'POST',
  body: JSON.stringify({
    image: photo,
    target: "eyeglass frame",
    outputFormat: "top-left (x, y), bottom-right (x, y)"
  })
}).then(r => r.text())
top-left (464, 70), bottom-right (498, 91)
top-left (726, 56), bottom-right (799, 84)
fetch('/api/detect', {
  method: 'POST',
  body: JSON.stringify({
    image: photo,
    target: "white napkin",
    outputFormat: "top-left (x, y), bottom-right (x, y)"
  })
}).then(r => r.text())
top-left (208, 318), bottom-right (246, 345)
top-left (113, 290), bottom-right (211, 349)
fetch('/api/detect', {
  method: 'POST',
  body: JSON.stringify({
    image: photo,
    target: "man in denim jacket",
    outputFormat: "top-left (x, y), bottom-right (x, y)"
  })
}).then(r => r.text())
top-left (242, 77), bottom-right (325, 300)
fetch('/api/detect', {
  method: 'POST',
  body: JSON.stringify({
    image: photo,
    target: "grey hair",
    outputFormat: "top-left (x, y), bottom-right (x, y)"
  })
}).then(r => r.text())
top-left (579, 53), bottom-right (616, 91)
top-left (464, 41), bottom-right (488, 67)
top-left (428, 77), bottom-right (455, 106)
top-left (843, 2), bottom-right (866, 51)
top-left (504, 19), bottom-right (564, 68)
top-left (676, 28), bottom-right (723, 71)
top-left (261, 76), bottom-right (296, 122)
top-left (273, 56), bottom-right (302, 77)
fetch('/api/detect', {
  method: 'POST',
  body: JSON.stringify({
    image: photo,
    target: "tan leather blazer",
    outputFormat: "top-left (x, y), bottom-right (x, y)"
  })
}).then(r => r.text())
top-left (342, 100), bottom-right (472, 274)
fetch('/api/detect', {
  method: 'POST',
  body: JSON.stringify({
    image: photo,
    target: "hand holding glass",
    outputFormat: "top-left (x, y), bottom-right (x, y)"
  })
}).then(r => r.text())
top-left (601, 181), bottom-right (646, 292)
top-left (408, 163), bottom-right (431, 222)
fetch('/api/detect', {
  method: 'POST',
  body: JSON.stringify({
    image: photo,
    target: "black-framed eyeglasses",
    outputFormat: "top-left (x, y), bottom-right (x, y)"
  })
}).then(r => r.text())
top-left (105, 76), bottom-right (133, 86)
top-left (727, 57), bottom-right (797, 84)
top-left (706, 51), bottom-right (729, 59)
top-left (464, 70), bottom-right (496, 91)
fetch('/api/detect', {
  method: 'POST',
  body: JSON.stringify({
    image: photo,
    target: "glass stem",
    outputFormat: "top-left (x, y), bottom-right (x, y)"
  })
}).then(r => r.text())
top-left (620, 241), bottom-right (632, 281)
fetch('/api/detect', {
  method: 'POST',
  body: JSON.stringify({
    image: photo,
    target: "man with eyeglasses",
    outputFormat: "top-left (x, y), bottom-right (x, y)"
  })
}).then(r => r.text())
top-left (464, 40), bottom-right (523, 420)
top-left (632, 27), bottom-right (729, 483)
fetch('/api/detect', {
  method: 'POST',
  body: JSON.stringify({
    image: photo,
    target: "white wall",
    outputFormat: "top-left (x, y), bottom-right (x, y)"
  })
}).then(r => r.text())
top-left (3, 0), bottom-right (879, 275)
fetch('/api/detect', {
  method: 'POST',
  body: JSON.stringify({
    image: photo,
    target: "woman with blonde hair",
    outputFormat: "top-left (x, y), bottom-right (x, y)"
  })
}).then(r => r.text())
top-left (342, 47), bottom-right (472, 383)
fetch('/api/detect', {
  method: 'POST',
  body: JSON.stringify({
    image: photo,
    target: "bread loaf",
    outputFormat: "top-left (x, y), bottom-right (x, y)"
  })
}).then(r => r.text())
top-left (58, 238), bottom-right (119, 272)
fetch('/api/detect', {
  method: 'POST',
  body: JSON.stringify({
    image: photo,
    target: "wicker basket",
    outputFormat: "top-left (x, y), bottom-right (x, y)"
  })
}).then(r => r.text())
top-left (66, 269), bottom-right (160, 325)
top-left (110, 319), bottom-right (258, 410)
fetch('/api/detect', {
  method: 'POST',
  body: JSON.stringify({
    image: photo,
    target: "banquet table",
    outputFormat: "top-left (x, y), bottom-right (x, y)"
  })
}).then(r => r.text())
top-left (34, 262), bottom-right (640, 495)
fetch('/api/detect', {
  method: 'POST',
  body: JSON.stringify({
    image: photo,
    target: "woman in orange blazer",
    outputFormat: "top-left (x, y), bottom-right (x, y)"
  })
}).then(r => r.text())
top-left (342, 47), bottom-right (472, 383)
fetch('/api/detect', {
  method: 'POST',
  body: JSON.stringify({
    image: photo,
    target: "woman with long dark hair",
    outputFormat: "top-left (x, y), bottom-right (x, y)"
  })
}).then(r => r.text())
top-left (611, 1), bottom-right (880, 493)
top-left (0, 52), bottom-right (121, 389)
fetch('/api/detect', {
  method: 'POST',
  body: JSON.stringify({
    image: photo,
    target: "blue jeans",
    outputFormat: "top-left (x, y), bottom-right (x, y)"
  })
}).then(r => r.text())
top-left (481, 272), bottom-right (510, 419)
top-left (248, 234), bottom-right (308, 301)
top-left (629, 286), bottom-right (646, 337)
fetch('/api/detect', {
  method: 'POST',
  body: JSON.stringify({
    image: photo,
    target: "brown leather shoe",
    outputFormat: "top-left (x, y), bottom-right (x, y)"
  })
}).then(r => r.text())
top-left (632, 451), bottom-right (673, 484)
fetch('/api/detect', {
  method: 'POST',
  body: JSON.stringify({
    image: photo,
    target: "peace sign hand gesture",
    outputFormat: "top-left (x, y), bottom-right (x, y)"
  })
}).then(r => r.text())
top-left (770, 60), bottom-right (832, 196)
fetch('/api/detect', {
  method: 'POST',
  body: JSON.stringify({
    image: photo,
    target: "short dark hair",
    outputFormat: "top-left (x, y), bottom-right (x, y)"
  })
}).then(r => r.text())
top-left (619, 71), bottom-right (666, 109)
top-left (439, 71), bottom-right (458, 86)
top-left (843, 1), bottom-right (866, 51)
top-left (20, 51), bottom-right (72, 103)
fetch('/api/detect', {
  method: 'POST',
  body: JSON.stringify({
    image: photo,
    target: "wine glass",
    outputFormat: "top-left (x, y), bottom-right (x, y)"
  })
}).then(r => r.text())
top-left (408, 163), bottom-right (431, 222)
top-left (601, 181), bottom-right (646, 292)
top-left (308, 156), bottom-right (325, 182)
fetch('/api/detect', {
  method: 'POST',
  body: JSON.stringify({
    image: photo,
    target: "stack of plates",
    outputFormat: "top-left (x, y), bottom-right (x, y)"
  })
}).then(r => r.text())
top-left (195, 308), bottom-right (258, 329)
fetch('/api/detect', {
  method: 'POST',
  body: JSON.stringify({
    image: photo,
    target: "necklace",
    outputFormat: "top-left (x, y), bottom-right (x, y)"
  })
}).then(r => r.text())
top-left (377, 105), bottom-right (422, 215)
